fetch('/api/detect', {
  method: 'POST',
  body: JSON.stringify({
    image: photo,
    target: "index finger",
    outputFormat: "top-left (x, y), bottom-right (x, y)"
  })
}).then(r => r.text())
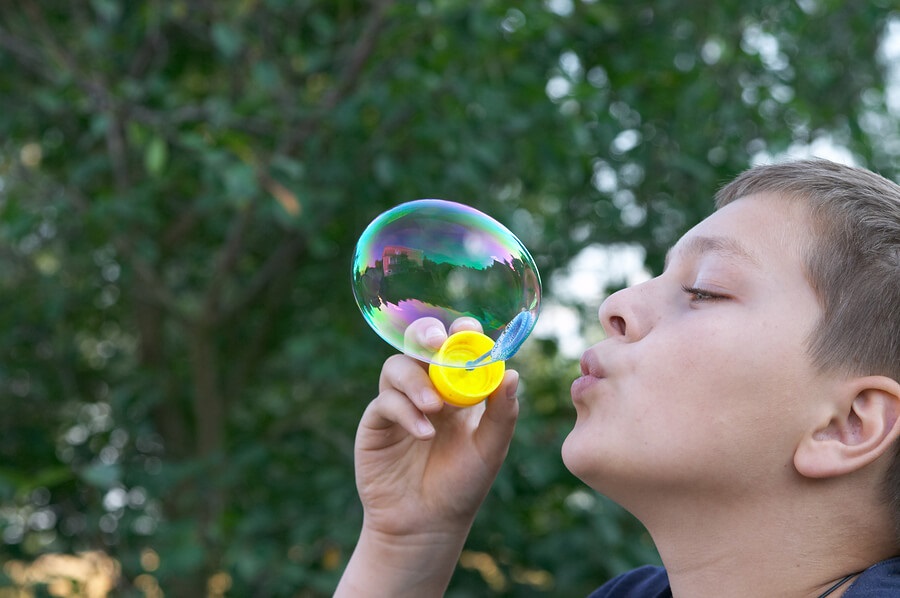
top-left (379, 353), bottom-right (444, 412)
top-left (402, 317), bottom-right (448, 362)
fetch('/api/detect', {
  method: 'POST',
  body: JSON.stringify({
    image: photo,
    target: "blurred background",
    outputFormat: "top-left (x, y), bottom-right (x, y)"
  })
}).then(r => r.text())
top-left (1, 1), bottom-right (898, 596)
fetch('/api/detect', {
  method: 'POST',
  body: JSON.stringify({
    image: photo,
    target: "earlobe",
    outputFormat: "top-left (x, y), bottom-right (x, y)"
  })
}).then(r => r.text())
top-left (794, 376), bottom-right (900, 479)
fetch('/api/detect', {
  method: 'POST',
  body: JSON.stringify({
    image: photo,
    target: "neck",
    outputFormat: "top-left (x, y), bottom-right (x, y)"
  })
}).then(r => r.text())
top-left (625, 481), bottom-right (896, 597)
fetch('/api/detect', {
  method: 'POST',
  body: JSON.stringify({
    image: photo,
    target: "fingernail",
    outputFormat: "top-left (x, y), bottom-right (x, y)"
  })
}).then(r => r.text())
top-left (425, 326), bottom-right (445, 348)
top-left (507, 378), bottom-right (519, 400)
top-left (421, 389), bottom-right (441, 407)
top-left (416, 417), bottom-right (434, 437)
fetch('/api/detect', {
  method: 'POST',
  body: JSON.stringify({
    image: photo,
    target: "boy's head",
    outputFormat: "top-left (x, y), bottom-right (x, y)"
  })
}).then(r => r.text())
top-left (718, 159), bottom-right (900, 540)
top-left (563, 158), bottom-right (900, 548)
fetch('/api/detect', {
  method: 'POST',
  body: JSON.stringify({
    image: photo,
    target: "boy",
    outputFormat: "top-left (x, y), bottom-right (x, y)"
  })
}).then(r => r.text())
top-left (335, 159), bottom-right (900, 597)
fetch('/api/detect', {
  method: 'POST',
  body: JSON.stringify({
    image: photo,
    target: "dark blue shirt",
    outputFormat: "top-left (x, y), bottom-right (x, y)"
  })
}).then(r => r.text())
top-left (587, 558), bottom-right (900, 597)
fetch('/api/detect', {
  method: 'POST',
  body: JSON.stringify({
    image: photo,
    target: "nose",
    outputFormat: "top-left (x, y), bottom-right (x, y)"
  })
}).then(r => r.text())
top-left (597, 281), bottom-right (656, 341)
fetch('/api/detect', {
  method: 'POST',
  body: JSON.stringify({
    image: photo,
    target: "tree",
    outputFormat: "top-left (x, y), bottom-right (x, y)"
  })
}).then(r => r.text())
top-left (0, 1), bottom-right (895, 595)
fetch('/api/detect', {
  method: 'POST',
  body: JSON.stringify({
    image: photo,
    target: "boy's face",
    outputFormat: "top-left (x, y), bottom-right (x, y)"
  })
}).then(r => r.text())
top-left (562, 194), bottom-right (834, 507)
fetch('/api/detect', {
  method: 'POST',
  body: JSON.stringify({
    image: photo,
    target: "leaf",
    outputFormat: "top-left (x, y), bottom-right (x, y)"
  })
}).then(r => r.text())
top-left (90, 0), bottom-right (121, 22)
top-left (211, 22), bottom-right (243, 58)
top-left (144, 136), bottom-right (168, 176)
top-left (77, 463), bottom-right (121, 490)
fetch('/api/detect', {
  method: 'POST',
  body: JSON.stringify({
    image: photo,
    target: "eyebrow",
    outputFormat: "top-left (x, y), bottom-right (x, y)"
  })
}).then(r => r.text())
top-left (664, 235), bottom-right (761, 271)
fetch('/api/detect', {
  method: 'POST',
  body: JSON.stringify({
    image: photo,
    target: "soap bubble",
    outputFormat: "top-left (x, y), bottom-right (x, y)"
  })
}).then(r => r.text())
top-left (352, 199), bottom-right (541, 368)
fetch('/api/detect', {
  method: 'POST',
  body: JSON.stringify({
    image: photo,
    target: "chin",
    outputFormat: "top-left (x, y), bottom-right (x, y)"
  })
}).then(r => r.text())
top-left (561, 427), bottom-right (593, 482)
top-left (561, 426), bottom-right (632, 497)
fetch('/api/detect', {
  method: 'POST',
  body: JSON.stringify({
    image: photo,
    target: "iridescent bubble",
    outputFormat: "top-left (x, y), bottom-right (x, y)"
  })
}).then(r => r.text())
top-left (351, 199), bottom-right (542, 370)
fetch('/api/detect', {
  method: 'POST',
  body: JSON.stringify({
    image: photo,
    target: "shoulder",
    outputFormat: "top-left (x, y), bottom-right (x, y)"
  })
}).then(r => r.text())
top-left (844, 557), bottom-right (900, 596)
top-left (586, 565), bottom-right (671, 598)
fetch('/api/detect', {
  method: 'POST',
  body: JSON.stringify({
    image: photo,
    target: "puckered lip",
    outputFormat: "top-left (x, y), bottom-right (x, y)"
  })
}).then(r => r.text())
top-left (579, 351), bottom-right (606, 378)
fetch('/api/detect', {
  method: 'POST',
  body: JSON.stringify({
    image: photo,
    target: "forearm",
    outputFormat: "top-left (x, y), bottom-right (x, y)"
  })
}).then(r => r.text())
top-left (335, 526), bottom-right (471, 597)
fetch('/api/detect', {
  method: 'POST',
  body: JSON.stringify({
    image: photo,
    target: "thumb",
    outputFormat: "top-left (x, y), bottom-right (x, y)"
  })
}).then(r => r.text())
top-left (474, 369), bottom-right (519, 460)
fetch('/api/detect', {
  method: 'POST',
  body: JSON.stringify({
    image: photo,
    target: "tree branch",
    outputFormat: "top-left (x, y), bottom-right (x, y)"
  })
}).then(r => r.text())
top-left (321, 0), bottom-right (395, 111)
top-left (219, 232), bottom-right (307, 324)
top-left (202, 200), bottom-right (258, 324)
top-left (0, 25), bottom-right (53, 81)
top-left (279, 0), bottom-right (395, 156)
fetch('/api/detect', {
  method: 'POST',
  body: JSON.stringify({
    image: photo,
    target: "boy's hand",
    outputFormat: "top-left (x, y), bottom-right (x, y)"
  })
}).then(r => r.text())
top-left (358, 316), bottom-right (519, 534)
top-left (336, 317), bottom-right (519, 596)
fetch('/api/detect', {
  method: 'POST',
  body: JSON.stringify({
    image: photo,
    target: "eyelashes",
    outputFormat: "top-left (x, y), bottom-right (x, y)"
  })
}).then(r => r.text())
top-left (681, 285), bottom-right (729, 302)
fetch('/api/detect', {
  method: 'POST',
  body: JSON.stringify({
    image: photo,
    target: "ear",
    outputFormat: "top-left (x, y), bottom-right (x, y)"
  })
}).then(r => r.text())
top-left (794, 376), bottom-right (900, 479)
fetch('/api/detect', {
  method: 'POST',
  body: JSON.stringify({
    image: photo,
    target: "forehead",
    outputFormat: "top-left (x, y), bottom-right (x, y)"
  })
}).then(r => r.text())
top-left (665, 234), bottom-right (761, 272)
top-left (669, 194), bottom-right (813, 268)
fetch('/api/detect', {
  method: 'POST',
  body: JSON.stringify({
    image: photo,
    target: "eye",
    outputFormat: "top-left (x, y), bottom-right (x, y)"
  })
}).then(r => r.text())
top-left (681, 285), bottom-right (728, 302)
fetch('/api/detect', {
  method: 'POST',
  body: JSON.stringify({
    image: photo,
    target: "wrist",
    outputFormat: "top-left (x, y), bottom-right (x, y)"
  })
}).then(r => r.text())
top-left (335, 524), bottom-right (472, 597)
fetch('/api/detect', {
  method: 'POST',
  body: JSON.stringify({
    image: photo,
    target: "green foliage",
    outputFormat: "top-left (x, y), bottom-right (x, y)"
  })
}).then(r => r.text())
top-left (0, 0), bottom-right (895, 594)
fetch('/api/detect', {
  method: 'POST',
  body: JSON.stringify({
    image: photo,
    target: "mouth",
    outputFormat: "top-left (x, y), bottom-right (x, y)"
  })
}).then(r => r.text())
top-left (571, 351), bottom-right (606, 402)
top-left (579, 351), bottom-right (606, 379)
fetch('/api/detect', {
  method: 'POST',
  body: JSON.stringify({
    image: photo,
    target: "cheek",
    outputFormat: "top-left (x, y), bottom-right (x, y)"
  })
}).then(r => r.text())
top-left (632, 325), bottom-right (735, 400)
top-left (652, 318), bottom-right (811, 437)
top-left (622, 322), bottom-right (761, 430)
top-left (663, 315), bottom-right (762, 381)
